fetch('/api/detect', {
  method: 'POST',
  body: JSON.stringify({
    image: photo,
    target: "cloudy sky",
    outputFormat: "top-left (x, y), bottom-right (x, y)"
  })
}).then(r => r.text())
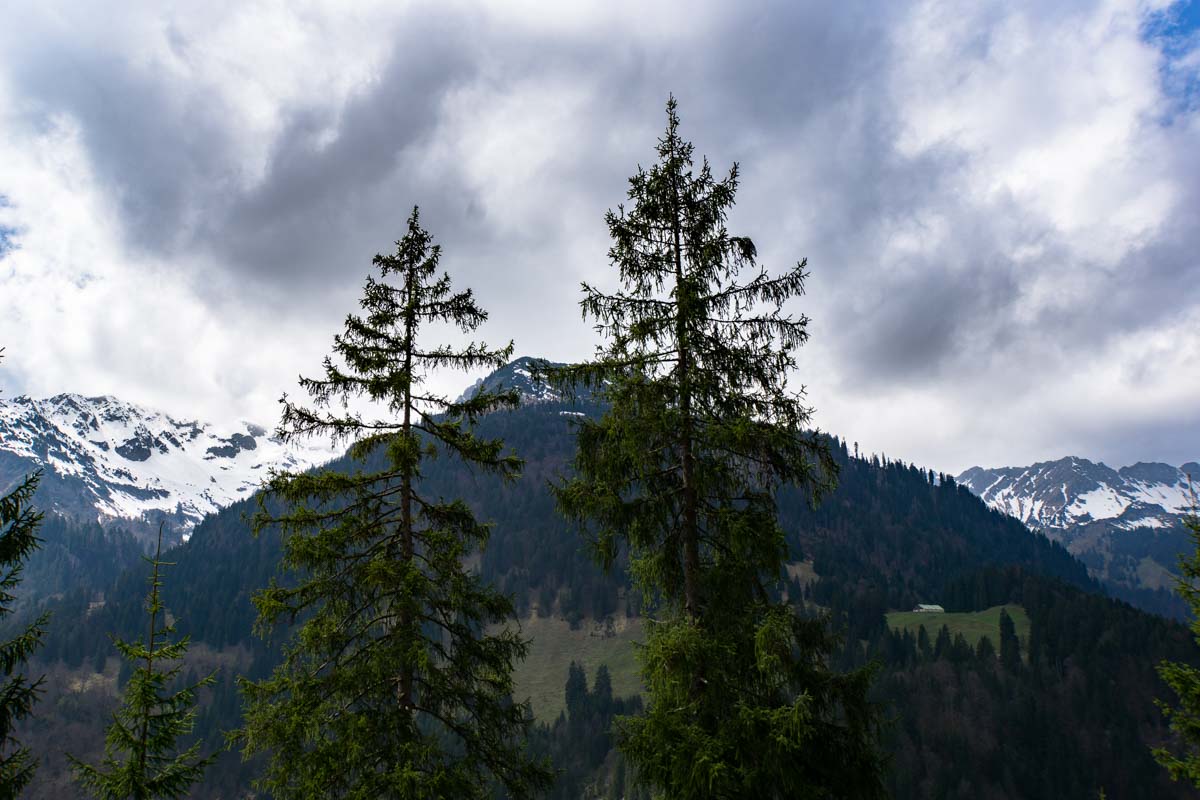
top-left (1, 0), bottom-right (1197, 474)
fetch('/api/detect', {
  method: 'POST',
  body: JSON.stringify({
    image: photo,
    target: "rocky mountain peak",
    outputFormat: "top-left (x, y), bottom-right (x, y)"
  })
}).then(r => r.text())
top-left (457, 356), bottom-right (577, 405)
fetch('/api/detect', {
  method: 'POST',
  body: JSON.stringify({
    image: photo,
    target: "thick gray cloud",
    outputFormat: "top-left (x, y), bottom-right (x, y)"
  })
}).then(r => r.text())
top-left (0, 0), bottom-right (1197, 474)
top-left (11, 46), bottom-right (239, 257)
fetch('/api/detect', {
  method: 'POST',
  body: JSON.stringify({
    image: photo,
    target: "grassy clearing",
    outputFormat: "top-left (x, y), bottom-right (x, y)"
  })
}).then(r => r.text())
top-left (511, 615), bottom-right (643, 722)
top-left (516, 598), bottom-right (1029, 722)
top-left (886, 604), bottom-right (1030, 649)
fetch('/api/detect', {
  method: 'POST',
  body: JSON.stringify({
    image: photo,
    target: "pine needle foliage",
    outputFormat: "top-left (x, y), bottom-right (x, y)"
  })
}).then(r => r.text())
top-left (542, 97), bottom-right (885, 798)
top-left (237, 208), bottom-right (552, 799)
top-left (0, 470), bottom-right (47, 800)
top-left (1154, 481), bottom-right (1200, 785)
top-left (69, 524), bottom-right (216, 799)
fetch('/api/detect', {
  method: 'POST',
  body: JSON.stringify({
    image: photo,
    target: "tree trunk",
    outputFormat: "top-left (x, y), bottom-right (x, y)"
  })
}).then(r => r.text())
top-left (137, 525), bottom-right (163, 795)
top-left (399, 269), bottom-right (416, 713)
top-left (671, 159), bottom-right (701, 626)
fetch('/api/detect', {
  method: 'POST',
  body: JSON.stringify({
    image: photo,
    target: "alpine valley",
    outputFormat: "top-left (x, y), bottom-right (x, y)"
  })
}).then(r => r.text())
top-left (5, 359), bottom-right (1200, 799)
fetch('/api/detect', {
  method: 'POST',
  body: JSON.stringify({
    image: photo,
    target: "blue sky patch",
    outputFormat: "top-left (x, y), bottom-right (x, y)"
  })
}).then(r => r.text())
top-left (0, 195), bottom-right (16, 261)
top-left (1142, 0), bottom-right (1200, 117)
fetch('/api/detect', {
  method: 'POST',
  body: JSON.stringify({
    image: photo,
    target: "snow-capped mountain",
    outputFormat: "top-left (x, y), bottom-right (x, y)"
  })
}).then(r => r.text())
top-left (456, 356), bottom-right (592, 405)
top-left (957, 457), bottom-right (1198, 609)
top-left (957, 457), bottom-right (1197, 532)
top-left (1, 358), bottom-right (583, 540)
top-left (0, 393), bottom-right (340, 537)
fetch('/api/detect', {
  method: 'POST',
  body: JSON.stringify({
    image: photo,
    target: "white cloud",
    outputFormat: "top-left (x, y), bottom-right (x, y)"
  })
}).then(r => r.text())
top-left (0, 0), bottom-right (1196, 473)
top-left (0, 97), bottom-right (334, 425)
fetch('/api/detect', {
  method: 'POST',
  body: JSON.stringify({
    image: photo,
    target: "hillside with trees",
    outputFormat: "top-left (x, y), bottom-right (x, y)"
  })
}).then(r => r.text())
top-left (10, 399), bottom-right (1197, 798)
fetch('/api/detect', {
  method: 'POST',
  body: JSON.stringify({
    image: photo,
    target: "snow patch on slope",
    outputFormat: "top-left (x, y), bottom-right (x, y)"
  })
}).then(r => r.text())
top-left (957, 456), bottom-right (1196, 531)
top-left (0, 394), bottom-right (340, 535)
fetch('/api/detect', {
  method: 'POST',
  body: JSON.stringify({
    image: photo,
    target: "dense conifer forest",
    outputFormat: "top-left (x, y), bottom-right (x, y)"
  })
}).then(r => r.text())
top-left (14, 516), bottom-right (144, 611)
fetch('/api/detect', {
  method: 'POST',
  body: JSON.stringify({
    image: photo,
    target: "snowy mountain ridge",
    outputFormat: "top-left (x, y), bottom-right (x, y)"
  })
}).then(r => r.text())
top-left (957, 456), bottom-right (1198, 609)
top-left (0, 393), bottom-right (340, 535)
top-left (957, 456), bottom-right (1197, 532)
top-left (0, 356), bottom-right (577, 538)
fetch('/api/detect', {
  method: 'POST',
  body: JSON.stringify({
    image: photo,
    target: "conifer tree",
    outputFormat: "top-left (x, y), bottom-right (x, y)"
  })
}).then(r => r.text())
top-left (999, 607), bottom-right (1021, 672)
top-left (238, 208), bottom-right (551, 799)
top-left (543, 98), bottom-right (885, 798)
top-left (0, 470), bottom-right (47, 800)
top-left (0, 347), bottom-right (48, 800)
top-left (69, 524), bottom-right (215, 799)
top-left (1154, 482), bottom-right (1200, 785)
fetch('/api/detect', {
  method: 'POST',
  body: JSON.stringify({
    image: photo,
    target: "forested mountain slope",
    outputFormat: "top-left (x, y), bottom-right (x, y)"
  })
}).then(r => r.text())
top-left (13, 401), bottom-right (1198, 798)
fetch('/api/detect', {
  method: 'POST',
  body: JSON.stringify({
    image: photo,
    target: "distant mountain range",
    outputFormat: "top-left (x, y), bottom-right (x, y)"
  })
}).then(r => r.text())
top-left (0, 393), bottom-right (338, 537)
top-left (6, 363), bottom-right (1194, 617)
top-left (958, 457), bottom-right (1198, 610)
top-left (0, 357), bottom-right (582, 539)
top-left (958, 457), bottom-right (1197, 530)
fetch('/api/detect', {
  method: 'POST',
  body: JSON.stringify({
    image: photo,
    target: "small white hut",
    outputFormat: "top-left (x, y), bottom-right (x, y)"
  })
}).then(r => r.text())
top-left (913, 604), bottom-right (945, 613)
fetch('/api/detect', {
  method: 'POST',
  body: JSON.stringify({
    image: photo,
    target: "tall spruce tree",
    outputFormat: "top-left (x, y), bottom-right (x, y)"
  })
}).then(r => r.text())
top-left (69, 524), bottom-right (215, 799)
top-left (1154, 481), bottom-right (1200, 785)
top-left (238, 208), bottom-right (551, 799)
top-left (0, 348), bottom-right (48, 799)
top-left (544, 98), bottom-right (885, 798)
